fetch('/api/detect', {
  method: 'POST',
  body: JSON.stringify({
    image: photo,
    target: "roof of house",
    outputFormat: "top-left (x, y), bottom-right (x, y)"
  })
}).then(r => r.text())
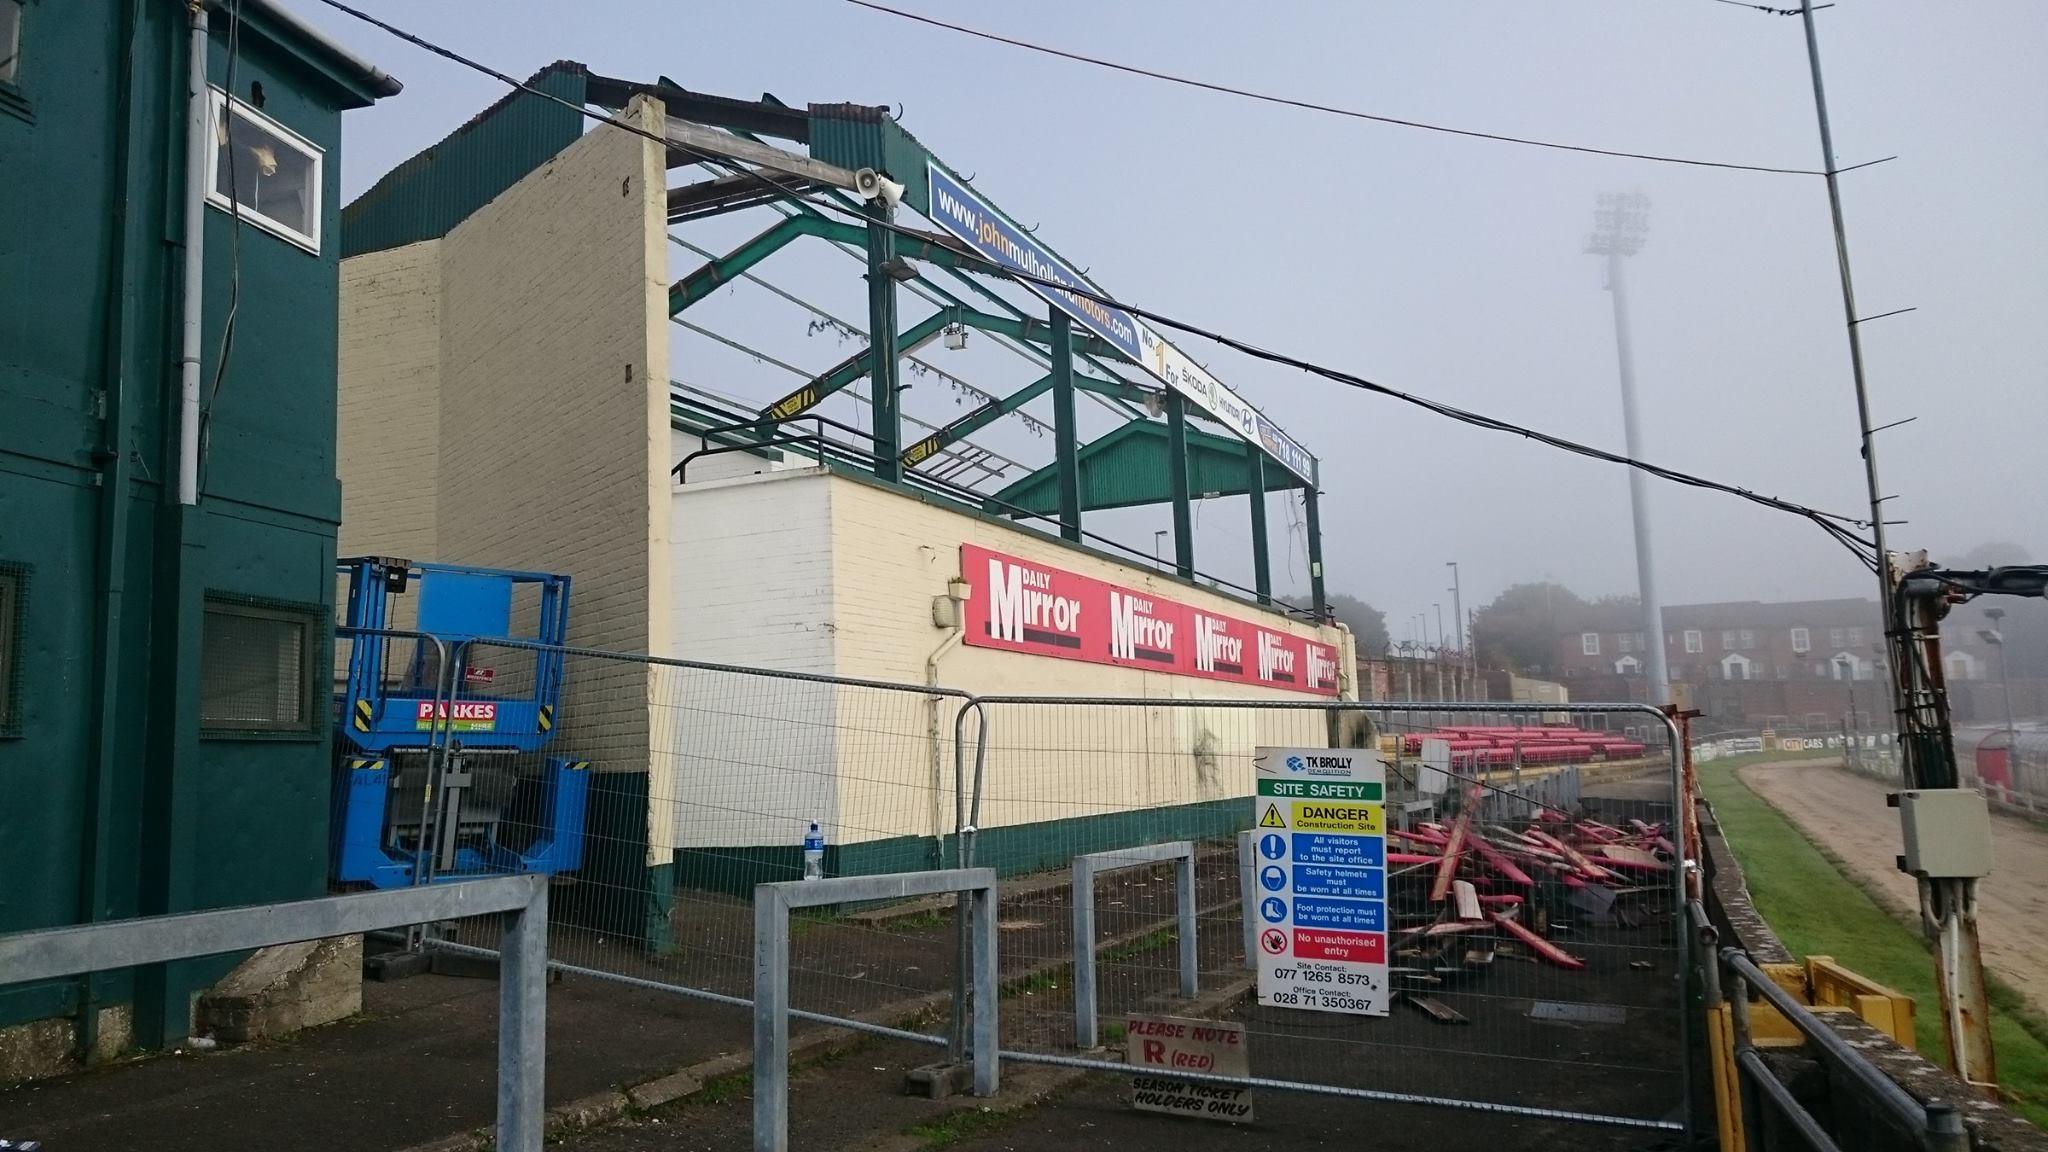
top-left (227, 0), bottom-right (402, 101)
top-left (1562, 597), bottom-right (1882, 637)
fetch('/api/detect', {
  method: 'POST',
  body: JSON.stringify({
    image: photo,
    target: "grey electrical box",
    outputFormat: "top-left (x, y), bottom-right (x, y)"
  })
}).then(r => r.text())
top-left (1895, 789), bottom-right (1994, 879)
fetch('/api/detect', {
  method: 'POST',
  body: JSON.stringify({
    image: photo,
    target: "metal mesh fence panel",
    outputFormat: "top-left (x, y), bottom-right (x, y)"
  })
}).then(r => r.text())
top-left (415, 641), bottom-right (972, 1036)
top-left (962, 697), bottom-right (1689, 1129)
top-left (326, 633), bottom-right (1691, 1133)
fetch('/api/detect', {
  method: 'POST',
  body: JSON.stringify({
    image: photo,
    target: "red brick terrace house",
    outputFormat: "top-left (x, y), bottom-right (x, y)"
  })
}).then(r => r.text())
top-left (1552, 598), bottom-right (1894, 732)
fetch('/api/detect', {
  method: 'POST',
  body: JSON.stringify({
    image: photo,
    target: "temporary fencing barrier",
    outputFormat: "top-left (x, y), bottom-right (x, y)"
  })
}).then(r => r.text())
top-left (953, 696), bottom-right (1690, 1137)
top-left (330, 636), bottom-right (1694, 1141)
top-left (415, 639), bottom-right (975, 1033)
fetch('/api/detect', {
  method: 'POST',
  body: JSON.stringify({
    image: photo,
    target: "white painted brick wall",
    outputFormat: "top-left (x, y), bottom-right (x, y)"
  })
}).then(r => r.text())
top-left (662, 470), bottom-right (841, 849)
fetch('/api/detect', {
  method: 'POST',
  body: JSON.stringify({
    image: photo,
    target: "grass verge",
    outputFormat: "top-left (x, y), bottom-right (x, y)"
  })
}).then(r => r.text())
top-left (1699, 751), bottom-right (2048, 1127)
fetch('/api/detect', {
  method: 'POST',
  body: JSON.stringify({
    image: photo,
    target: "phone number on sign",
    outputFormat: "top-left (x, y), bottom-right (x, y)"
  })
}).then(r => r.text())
top-left (1269, 966), bottom-right (1379, 989)
top-left (1262, 987), bottom-right (1376, 1012)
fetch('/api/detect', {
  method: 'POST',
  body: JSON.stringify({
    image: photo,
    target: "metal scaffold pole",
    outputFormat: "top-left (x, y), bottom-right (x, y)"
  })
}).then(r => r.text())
top-left (1797, 0), bottom-right (1995, 1086)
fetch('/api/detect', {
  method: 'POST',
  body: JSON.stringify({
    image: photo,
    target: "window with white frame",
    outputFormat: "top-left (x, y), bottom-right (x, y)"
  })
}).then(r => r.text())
top-left (1617, 632), bottom-right (1633, 654)
top-left (207, 88), bottom-right (322, 253)
top-left (1721, 630), bottom-right (1738, 651)
top-left (1790, 627), bottom-right (1810, 653)
top-left (1738, 629), bottom-right (1756, 650)
top-left (1581, 632), bottom-right (1600, 656)
top-left (1829, 627), bottom-right (1845, 649)
top-left (1846, 627), bottom-right (1865, 647)
top-left (1684, 629), bottom-right (1703, 654)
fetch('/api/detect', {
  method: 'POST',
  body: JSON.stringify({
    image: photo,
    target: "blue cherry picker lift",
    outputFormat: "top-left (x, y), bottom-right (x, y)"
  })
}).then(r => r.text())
top-left (333, 557), bottom-right (590, 892)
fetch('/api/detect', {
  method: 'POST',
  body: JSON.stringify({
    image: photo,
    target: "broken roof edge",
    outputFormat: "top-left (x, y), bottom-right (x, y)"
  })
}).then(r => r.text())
top-left (340, 61), bottom-right (590, 259)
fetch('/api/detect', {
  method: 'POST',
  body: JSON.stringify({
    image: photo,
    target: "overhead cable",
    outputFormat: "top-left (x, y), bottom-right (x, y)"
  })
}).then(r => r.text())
top-left (841, 0), bottom-right (1823, 177)
top-left (309, 0), bottom-right (1878, 564)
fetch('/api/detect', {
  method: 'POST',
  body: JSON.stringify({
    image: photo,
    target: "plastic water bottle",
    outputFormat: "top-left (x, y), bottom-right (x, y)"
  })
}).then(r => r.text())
top-left (802, 819), bottom-right (825, 881)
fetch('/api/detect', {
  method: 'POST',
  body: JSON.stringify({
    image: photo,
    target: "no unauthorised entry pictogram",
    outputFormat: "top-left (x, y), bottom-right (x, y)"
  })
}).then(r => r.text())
top-left (1260, 929), bottom-right (1287, 955)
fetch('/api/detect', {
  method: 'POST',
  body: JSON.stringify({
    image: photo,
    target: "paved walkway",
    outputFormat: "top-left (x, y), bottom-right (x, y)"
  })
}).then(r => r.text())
top-left (1742, 760), bottom-right (2048, 1018)
top-left (0, 972), bottom-right (762, 1152)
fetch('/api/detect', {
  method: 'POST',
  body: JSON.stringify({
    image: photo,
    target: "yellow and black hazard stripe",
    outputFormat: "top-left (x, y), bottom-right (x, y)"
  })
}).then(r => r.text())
top-left (566, 760), bottom-right (590, 772)
top-left (537, 704), bottom-right (555, 733)
top-left (353, 699), bottom-right (373, 733)
top-left (348, 758), bottom-right (387, 772)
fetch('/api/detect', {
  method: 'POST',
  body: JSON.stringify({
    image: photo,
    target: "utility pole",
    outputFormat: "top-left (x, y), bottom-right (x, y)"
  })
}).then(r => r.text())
top-left (1586, 192), bottom-right (1670, 708)
top-left (1798, 0), bottom-right (1995, 1087)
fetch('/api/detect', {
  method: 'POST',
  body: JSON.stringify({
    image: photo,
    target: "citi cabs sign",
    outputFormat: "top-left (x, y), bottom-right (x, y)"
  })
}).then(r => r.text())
top-left (962, 544), bottom-right (1340, 696)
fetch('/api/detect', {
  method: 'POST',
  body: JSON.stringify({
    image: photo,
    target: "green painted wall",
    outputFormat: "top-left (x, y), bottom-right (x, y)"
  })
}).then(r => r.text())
top-left (0, 1), bottom-right (384, 1046)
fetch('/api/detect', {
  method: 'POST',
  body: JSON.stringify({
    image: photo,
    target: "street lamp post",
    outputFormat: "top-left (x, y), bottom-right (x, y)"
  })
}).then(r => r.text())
top-left (1981, 608), bottom-right (2019, 769)
top-left (1433, 603), bottom-right (1446, 700)
top-left (1447, 562), bottom-right (1466, 701)
top-left (1587, 192), bottom-right (1670, 708)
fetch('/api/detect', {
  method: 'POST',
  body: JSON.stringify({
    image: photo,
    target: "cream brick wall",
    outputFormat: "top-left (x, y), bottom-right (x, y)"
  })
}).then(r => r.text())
top-left (825, 473), bottom-right (1339, 837)
top-left (438, 95), bottom-right (669, 657)
top-left (337, 239), bottom-right (443, 567)
top-left (662, 468), bottom-right (1346, 850)
top-left (337, 99), bottom-right (673, 860)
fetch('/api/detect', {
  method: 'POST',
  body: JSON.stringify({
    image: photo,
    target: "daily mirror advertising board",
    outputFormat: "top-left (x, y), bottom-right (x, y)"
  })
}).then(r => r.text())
top-left (961, 545), bottom-right (1341, 695)
top-left (1252, 747), bottom-right (1389, 1016)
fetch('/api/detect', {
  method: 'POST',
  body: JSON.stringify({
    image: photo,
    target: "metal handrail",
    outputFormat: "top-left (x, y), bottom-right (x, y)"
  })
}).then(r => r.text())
top-left (1720, 947), bottom-right (1968, 1151)
top-left (673, 412), bottom-right (1326, 622)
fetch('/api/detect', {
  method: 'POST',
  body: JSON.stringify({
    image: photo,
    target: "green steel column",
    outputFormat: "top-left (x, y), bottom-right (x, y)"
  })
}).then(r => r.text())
top-left (1246, 442), bottom-right (1271, 605)
top-left (1166, 392), bottom-right (1194, 579)
top-left (1049, 311), bottom-right (1081, 542)
top-left (1304, 475), bottom-right (1329, 619)
top-left (865, 199), bottom-right (902, 482)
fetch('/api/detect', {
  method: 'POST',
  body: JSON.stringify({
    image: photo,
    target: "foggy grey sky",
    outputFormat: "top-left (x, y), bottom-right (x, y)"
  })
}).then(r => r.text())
top-left (312, 0), bottom-right (2048, 637)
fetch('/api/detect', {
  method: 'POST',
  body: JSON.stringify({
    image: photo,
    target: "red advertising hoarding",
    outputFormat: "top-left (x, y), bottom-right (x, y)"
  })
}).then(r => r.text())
top-left (961, 544), bottom-right (1340, 696)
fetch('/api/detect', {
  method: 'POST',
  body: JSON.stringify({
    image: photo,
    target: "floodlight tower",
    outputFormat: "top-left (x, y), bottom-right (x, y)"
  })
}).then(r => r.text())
top-left (1587, 192), bottom-right (1669, 707)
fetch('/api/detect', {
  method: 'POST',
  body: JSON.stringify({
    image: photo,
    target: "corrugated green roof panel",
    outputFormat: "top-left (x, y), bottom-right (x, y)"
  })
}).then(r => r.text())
top-left (341, 62), bottom-right (588, 258)
top-left (808, 106), bottom-right (935, 215)
top-left (989, 422), bottom-right (1303, 517)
